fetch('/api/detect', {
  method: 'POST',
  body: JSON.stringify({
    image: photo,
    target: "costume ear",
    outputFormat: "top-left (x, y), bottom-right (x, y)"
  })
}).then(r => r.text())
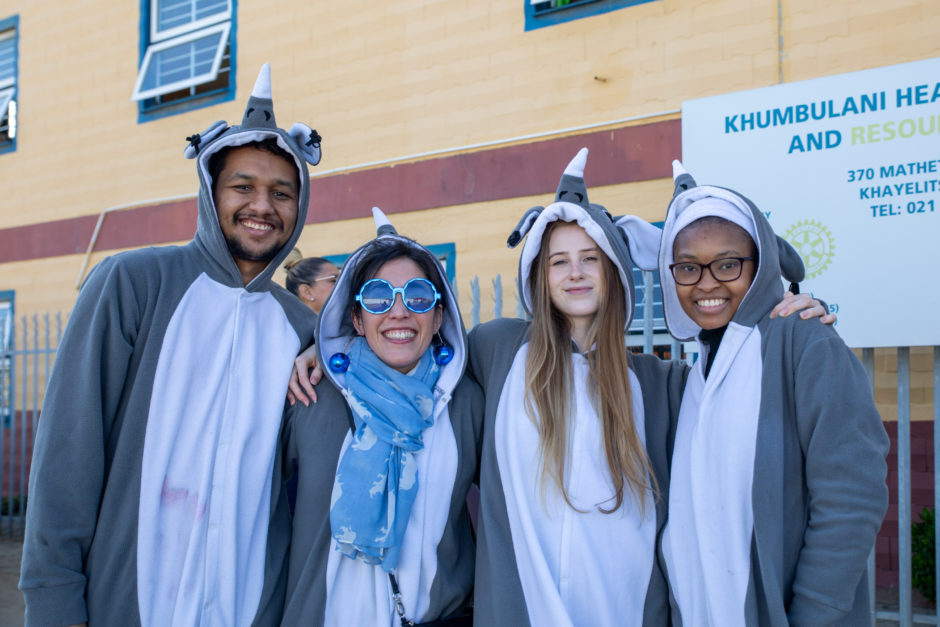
top-left (184, 120), bottom-right (229, 159)
top-left (776, 235), bottom-right (806, 284)
top-left (614, 215), bottom-right (661, 271)
top-left (507, 207), bottom-right (543, 248)
top-left (672, 159), bottom-right (697, 197)
top-left (289, 123), bottom-right (322, 166)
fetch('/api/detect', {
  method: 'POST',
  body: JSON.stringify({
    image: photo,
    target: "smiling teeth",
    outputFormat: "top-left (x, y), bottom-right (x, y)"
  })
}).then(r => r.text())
top-left (241, 219), bottom-right (272, 231)
top-left (384, 330), bottom-right (416, 340)
top-left (698, 298), bottom-right (726, 308)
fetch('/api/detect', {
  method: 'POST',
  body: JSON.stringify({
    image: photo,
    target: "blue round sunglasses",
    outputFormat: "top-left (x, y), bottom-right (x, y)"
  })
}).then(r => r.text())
top-left (355, 277), bottom-right (441, 314)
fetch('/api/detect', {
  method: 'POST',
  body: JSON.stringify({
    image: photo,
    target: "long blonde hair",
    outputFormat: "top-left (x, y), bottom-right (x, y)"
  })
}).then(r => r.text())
top-left (524, 221), bottom-right (658, 514)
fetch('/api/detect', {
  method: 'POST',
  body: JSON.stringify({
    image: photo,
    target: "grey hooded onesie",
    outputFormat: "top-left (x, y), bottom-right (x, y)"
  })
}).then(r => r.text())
top-left (658, 163), bottom-right (889, 626)
top-left (20, 64), bottom-right (322, 626)
top-left (280, 208), bottom-right (483, 626)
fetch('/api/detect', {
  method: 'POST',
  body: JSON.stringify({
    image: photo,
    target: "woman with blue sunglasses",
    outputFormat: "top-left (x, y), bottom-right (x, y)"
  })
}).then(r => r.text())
top-left (279, 209), bottom-right (482, 627)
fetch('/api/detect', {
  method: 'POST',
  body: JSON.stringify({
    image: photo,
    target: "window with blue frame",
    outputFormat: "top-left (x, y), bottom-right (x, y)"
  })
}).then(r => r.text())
top-left (0, 16), bottom-right (18, 154)
top-left (132, 0), bottom-right (236, 122)
top-left (525, 0), bottom-right (658, 31)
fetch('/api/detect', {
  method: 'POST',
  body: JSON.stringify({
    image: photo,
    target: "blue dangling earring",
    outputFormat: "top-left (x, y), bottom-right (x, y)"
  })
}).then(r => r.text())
top-left (432, 335), bottom-right (454, 366)
top-left (329, 352), bottom-right (350, 373)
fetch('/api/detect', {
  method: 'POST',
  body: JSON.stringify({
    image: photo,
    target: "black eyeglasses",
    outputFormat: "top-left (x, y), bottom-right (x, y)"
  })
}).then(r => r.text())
top-left (355, 278), bottom-right (441, 314)
top-left (668, 257), bottom-right (756, 286)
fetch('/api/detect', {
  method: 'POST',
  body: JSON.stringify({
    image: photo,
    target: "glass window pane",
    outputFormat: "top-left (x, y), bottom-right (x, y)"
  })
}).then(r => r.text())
top-left (136, 27), bottom-right (225, 98)
top-left (156, 0), bottom-right (228, 34)
top-left (0, 33), bottom-right (15, 87)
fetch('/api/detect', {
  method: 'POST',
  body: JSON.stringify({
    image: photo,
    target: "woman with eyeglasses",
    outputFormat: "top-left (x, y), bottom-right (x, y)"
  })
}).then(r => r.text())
top-left (656, 163), bottom-right (886, 625)
top-left (279, 209), bottom-right (481, 627)
top-left (284, 248), bottom-right (340, 315)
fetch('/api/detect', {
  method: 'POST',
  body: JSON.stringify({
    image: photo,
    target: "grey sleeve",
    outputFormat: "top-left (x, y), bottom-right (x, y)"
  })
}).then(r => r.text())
top-left (787, 335), bottom-right (889, 624)
top-left (20, 258), bottom-right (139, 627)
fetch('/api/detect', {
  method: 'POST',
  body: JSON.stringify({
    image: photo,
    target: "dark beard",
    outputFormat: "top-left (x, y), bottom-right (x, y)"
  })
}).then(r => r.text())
top-left (225, 235), bottom-right (282, 265)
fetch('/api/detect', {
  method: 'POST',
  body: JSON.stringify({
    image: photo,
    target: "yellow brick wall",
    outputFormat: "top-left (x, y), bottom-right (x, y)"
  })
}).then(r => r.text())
top-left (5, 0), bottom-right (938, 228)
top-left (853, 347), bottom-right (937, 423)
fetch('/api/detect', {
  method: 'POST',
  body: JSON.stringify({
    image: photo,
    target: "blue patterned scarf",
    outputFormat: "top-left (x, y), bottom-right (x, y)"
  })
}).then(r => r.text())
top-left (330, 336), bottom-right (441, 572)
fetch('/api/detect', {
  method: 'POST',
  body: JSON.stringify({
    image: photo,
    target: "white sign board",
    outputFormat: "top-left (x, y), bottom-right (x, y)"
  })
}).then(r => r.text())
top-left (681, 57), bottom-right (940, 348)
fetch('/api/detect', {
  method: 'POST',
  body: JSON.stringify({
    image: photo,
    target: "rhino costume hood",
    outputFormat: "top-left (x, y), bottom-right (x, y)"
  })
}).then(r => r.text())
top-left (187, 62), bottom-right (322, 290)
top-left (20, 64), bottom-right (323, 627)
top-left (316, 207), bottom-right (466, 393)
top-left (508, 147), bottom-right (661, 332)
top-left (658, 160), bottom-right (804, 340)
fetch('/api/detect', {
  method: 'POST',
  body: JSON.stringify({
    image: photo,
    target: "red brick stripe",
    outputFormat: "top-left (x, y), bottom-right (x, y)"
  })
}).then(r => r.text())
top-left (0, 119), bottom-right (680, 263)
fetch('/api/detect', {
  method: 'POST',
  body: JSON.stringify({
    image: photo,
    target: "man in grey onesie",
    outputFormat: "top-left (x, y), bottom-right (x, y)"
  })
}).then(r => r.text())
top-left (19, 64), bottom-right (322, 627)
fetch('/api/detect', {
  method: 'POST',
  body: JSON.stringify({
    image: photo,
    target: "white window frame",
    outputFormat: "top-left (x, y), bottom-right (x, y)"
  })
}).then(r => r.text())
top-left (150, 0), bottom-right (230, 43)
top-left (131, 20), bottom-right (230, 102)
top-left (0, 87), bottom-right (13, 123)
top-left (0, 297), bottom-right (11, 353)
top-left (0, 25), bottom-right (15, 142)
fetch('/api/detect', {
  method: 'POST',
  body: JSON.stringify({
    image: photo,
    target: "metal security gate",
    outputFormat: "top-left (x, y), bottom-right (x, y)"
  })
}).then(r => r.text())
top-left (866, 346), bottom-right (940, 626)
top-left (0, 312), bottom-right (62, 537)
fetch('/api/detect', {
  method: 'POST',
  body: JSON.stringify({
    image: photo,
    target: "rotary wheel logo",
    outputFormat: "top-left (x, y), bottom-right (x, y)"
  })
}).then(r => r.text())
top-left (784, 219), bottom-right (835, 279)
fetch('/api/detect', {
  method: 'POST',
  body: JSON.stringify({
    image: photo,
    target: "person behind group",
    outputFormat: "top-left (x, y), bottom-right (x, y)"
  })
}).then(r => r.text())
top-left (280, 208), bottom-right (482, 626)
top-left (19, 64), bottom-right (323, 626)
top-left (658, 162), bottom-right (888, 625)
top-left (284, 248), bottom-right (340, 315)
